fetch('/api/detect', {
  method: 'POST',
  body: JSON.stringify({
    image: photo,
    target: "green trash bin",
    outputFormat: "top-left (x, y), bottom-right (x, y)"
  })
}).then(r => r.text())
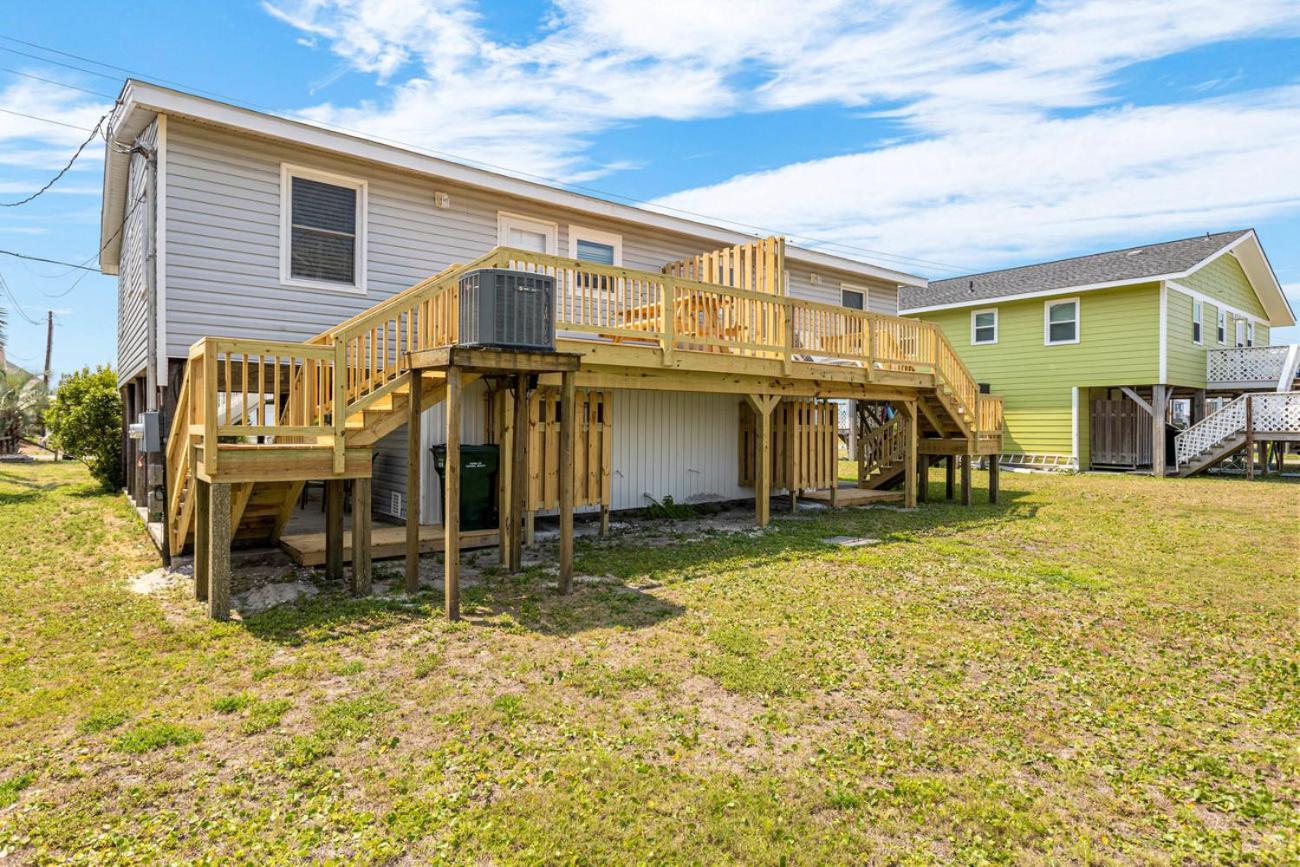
top-left (431, 444), bottom-right (500, 531)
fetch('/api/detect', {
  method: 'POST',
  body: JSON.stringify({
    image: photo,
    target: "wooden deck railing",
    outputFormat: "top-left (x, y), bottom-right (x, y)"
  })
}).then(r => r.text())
top-left (166, 244), bottom-right (1003, 548)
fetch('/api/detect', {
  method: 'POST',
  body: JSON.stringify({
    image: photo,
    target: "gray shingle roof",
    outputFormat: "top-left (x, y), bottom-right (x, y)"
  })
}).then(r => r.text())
top-left (900, 230), bottom-right (1252, 311)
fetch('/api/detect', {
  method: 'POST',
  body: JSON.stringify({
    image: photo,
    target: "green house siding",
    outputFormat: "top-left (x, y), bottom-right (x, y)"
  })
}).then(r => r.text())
top-left (1165, 289), bottom-right (1206, 388)
top-left (918, 284), bottom-right (1160, 464)
top-left (1179, 253), bottom-right (1268, 319)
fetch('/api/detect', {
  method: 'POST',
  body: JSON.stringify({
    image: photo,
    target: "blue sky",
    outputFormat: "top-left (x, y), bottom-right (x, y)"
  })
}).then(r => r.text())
top-left (3, 0), bottom-right (1300, 378)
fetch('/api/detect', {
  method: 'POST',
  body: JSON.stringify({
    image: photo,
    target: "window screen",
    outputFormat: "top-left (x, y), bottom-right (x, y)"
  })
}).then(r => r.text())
top-left (1047, 301), bottom-right (1077, 343)
top-left (575, 239), bottom-right (615, 265)
top-left (290, 176), bottom-right (357, 284)
top-left (841, 289), bottom-right (864, 310)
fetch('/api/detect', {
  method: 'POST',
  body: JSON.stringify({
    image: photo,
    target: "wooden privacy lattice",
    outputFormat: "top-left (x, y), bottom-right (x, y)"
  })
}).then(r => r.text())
top-left (738, 398), bottom-right (838, 491)
top-left (528, 388), bottom-right (612, 511)
top-left (1090, 398), bottom-right (1152, 467)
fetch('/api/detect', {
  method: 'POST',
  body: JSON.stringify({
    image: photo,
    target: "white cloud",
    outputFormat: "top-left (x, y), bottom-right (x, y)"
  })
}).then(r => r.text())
top-left (262, 0), bottom-right (1300, 270)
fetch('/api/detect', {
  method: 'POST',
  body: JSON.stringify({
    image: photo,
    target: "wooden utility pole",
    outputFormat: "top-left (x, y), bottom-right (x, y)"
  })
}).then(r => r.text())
top-left (43, 310), bottom-right (53, 390)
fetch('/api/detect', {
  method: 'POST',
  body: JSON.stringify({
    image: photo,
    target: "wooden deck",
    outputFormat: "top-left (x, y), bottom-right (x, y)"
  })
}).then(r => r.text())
top-left (281, 524), bottom-right (499, 567)
top-left (801, 485), bottom-right (905, 506)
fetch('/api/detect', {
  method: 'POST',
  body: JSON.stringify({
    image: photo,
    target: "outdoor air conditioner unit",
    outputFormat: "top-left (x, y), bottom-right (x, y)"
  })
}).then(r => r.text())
top-left (457, 269), bottom-right (555, 352)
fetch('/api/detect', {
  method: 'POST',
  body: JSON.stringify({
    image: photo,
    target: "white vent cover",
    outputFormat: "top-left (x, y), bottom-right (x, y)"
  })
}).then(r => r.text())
top-left (391, 492), bottom-right (403, 518)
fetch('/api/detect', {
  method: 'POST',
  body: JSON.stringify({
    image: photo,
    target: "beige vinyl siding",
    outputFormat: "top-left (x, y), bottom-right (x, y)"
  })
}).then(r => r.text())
top-left (917, 284), bottom-right (1161, 465)
top-left (116, 119), bottom-right (157, 383)
top-left (163, 118), bottom-right (901, 356)
top-left (786, 267), bottom-right (899, 314)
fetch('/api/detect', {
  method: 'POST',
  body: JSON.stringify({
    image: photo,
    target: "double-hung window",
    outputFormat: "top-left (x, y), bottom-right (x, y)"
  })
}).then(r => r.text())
top-left (1246, 322), bottom-right (1255, 347)
top-left (1044, 298), bottom-right (1079, 345)
top-left (1191, 300), bottom-right (1202, 344)
top-left (499, 212), bottom-right (558, 254)
top-left (281, 165), bottom-right (366, 292)
top-left (1217, 310), bottom-right (1227, 343)
top-left (568, 226), bottom-right (622, 266)
top-left (971, 308), bottom-right (998, 345)
top-left (1236, 319), bottom-right (1246, 347)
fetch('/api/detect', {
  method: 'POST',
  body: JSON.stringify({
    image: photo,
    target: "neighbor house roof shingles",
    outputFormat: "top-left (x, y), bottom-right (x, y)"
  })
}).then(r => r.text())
top-left (900, 230), bottom-right (1252, 311)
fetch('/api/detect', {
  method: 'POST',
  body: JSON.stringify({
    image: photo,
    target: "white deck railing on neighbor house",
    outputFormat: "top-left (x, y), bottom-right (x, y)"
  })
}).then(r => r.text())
top-left (1174, 391), bottom-right (1300, 466)
top-left (1206, 345), bottom-right (1298, 388)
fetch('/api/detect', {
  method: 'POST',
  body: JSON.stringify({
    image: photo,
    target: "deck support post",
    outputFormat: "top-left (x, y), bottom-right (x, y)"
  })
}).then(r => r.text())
top-left (351, 477), bottom-right (372, 596)
top-left (916, 453), bottom-right (928, 504)
top-left (903, 401), bottom-right (918, 509)
top-left (325, 479), bottom-right (344, 582)
top-left (208, 482), bottom-right (231, 621)
top-left (945, 455), bottom-right (955, 500)
top-left (599, 505), bottom-right (610, 538)
top-left (1152, 384), bottom-right (1168, 478)
top-left (988, 455), bottom-right (1000, 504)
top-left (194, 472), bottom-right (210, 603)
top-left (1245, 395), bottom-right (1254, 481)
top-left (405, 369), bottom-right (422, 593)
top-left (746, 394), bottom-right (779, 527)
top-left (444, 365), bottom-right (462, 620)
top-left (497, 385), bottom-right (514, 566)
top-left (509, 374), bottom-right (528, 572)
top-left (558, 368), bottom-right (575, 594)
top-left (960, 455), bottom-right (972, 506)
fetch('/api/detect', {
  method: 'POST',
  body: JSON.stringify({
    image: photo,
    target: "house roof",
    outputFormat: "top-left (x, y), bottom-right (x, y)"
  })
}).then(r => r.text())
top-left (99, 80), bottom-right (926, 288)
top-left (900, 230), bottom-right (1295, 327)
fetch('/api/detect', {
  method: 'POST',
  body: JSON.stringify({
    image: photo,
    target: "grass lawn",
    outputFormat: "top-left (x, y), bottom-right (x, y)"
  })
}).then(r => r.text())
top-left (0, 460), bottom-right (1297, 864)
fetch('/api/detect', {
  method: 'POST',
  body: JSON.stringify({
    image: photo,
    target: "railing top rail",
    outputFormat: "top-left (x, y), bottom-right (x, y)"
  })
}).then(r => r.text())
top-left (189, 336), bottom-right (339, 361)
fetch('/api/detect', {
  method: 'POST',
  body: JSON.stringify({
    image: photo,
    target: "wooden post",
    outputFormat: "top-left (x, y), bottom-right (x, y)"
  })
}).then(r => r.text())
top-left (510, 373), bottom-right (528, 572)
top-left (558, 368), bottom-right (576, 594)
top-left (497, 385), bottom-right (513, 566)
top-left (208, 482), bottom-right (231, 621)
top-left (1152, 384), bottom-right (1167, 478)
top-left (855, 405), bottom-right (867, 488)
top-left (988, 455), bottom-right (1000, 504)
top-left (444, 365), bottom-right (462, 620)
top-left (405, 369), bottom-right (422, 593)
top-left (917, 454), bottom-right (928, 503)
top-left (747, 394), bottom-right (778, 527)
top-left (599, 505), bottom-right (610, 537)
top-left (194, 473), bottom-right (210, 603)
top-left (903, 401), bottom-right (918, 509)
top-left (351, 477), bottom-right (372, 596)
top-left (945, 455), bottom-right (955, 500)
top-left (961, 455), bottom-right (972, 506)
top-left (325, 479), bottom-right (344, 582)
top-left (1245, 395), bottom-right (1254, 481)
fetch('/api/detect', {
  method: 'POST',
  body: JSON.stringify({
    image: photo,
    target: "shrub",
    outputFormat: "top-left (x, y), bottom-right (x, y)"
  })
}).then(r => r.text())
top-left (0, 366), bottom-right (47, 452)
top-left (45, 365), bottom-right (122, 490)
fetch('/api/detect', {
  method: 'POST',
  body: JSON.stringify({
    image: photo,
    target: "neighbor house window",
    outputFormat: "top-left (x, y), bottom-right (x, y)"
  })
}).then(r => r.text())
top-left (280, 165), bottom-right (367, 291)
top-left (1044, 298), bottom-right (1079, 345)
top-left (1246, 322), bottom-right (1255, 347)
top-left (1191, 300), bottom-right (1202, 344)
top-left (567, 225), bottom-right (622, 266)
top-left (1217, 310), bottom-right (1227, 343)
top-left (498, 212), bottom-right (558, 254)
top-left (971, 308), bottom-right (998, 345)
top-left (1236, 319), bottom-right (1246, 347)
top-left (841, 286), bottom-right (865, 310)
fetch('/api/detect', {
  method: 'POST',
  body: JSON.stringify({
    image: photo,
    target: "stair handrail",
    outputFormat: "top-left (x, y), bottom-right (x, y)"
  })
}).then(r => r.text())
top-left (1173, 394), bottom-right (1247, 467)
top-left (859, 412), bottom-right (908, 479)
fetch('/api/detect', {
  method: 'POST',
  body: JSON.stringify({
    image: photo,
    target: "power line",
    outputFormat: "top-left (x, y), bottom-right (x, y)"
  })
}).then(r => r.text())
top-left (0, 65), bottom-right (116, 99)
top-left (0, 272), bottom-right (44, 325)
top-left (0, 249), bottom-right (98, 272)
top-left (1, 34), bottom-right (975, 275)
top-left (0, 190), bottom-right (147, 277)
top-left (1, 112), bottom-right (109, 207)
top-left (0, 105), bottom-right (95, 131)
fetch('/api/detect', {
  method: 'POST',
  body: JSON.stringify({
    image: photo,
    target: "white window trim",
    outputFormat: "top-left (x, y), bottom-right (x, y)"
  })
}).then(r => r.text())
top-left (1191, 299), bottom-right (1203, 345)
top-left (971, 307), bottom-right (998, 345)
top-left (1217, 309), bottom-right (1228, 344)
top-left (279, 163), bottom-right (367, 295)
top-left (1044, 297), bottom-right (1080, 345)
top-left (498, 211), bottom-right (558, 254)
top-left (1235, 319), bottom-right (1246, 347)
top-left (567, 224), bottom-right (622, 265)
top-left (840, 282), bottom-right (868, 311)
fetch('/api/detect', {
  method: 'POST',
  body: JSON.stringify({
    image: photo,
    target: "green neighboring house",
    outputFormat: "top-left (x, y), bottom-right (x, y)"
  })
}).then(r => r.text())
top-left (900, 230), bottom-right (1298, 475)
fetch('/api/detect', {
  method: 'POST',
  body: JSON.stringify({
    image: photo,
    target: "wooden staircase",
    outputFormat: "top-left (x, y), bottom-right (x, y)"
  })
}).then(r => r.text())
top-left (1174, 391), bottom-right (1300, 477)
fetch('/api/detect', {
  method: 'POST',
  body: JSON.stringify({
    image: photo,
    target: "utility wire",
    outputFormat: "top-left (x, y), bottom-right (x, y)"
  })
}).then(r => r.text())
top-left (0, 250), bottom-right (99, 273)
top-left (0, 272), bottom-right (44, 325)
top-left (0, 190), bottom-right (147, 276)
top-left (0, 65), bottom-right (116, 99)
top-left (1, 112), bottom-right (109, 207)
top-left (0, 105), bottom-right (95, 131)
top-left (2, 34), bottom-right (975, 275)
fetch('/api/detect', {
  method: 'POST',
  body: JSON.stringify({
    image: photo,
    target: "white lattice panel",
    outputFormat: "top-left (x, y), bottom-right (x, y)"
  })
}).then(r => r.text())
top-left (1206, 347), bottom-right (1288, 384)
top-left (1175, 395), bottom-right (1245, 465)
top-left (1252, 393), bottom-right (1300, 432)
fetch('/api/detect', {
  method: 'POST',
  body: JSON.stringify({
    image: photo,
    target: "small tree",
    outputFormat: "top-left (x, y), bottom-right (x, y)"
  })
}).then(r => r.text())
top-left (0, 367), bottom-right (47, 454)
top-left (46, 366), bottom-right (123, 490)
